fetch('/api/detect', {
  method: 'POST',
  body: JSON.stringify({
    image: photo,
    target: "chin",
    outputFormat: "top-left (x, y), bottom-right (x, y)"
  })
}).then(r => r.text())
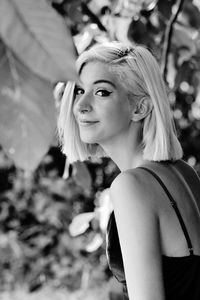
top-left (80, 135), bottom-right (99, 144)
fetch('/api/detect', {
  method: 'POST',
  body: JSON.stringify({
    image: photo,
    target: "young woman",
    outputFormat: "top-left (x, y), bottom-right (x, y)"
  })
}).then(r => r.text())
top-left (57, 42), bottom-right (200, 300)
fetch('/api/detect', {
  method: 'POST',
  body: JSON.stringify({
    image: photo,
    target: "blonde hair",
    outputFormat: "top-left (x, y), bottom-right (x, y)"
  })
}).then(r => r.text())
top-left (57, 41), bottom-right (183, 162)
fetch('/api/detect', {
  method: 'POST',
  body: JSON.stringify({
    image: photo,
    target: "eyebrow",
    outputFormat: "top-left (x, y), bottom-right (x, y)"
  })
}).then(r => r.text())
top-left (93, 80), bottom-right (116, 88)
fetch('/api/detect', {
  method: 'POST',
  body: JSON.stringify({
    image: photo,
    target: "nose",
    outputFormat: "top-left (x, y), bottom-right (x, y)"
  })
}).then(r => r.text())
top-left (74, 93), bottom-right (92, 114)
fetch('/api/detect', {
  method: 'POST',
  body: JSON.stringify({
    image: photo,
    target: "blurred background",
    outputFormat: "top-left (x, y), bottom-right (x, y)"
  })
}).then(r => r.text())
top-left (0, 0), bottom-right (200, 299)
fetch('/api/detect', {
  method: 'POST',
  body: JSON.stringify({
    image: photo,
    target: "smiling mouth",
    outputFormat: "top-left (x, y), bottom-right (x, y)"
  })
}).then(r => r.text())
top-left (78, 120), bottom-right (99, 126)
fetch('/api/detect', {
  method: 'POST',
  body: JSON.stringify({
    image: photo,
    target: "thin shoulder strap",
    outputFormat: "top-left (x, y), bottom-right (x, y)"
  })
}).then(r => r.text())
top-left (138, 166), bottom-right (194, 256)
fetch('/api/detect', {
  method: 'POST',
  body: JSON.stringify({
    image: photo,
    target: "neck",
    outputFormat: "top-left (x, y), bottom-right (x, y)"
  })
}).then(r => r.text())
top-left (99, 122), bottom-right (146, 171)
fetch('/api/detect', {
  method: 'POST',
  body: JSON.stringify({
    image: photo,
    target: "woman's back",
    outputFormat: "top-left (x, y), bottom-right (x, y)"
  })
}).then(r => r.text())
top-left (106, 160), bottom-right (200, 300)
top-left (141, 160), bottom-right (200, 257)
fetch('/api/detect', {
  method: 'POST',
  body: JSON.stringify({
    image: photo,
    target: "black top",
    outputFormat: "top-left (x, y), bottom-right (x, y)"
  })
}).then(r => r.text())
top-left (106, 167), bottom-right (200, 300)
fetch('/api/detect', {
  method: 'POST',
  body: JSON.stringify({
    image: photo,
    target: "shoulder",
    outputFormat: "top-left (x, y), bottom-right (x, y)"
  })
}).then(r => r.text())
top-left (110, 168), bottom-right (146, 195)
top-left (110, 168), bottom-right (158, 214)
top-left (111, 168), bottom-right (142, 189)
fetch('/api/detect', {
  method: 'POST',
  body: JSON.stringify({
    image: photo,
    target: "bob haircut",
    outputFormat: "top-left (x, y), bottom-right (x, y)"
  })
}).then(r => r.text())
top-left (57, 41), bottom-right (183, 163)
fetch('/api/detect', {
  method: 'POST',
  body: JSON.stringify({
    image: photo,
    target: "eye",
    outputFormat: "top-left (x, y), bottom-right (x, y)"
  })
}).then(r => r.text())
top-left (74, 86), bottom-right (84, 96)
top-left (96, 90), bottom-right (112, 97)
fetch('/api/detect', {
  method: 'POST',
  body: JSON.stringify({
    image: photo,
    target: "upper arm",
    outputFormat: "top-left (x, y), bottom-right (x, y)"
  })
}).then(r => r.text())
top-left (110, 171), bottom-right (165, 300)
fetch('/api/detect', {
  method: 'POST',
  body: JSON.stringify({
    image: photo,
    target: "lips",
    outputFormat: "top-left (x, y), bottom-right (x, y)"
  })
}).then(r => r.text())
top-left (78, 119), bottom-right (99, 124)
top-left (78, 119), bottom-right (99, 127)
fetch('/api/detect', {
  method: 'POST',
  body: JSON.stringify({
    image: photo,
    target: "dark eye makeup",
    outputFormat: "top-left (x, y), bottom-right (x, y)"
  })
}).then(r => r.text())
top-left (74, 86), bottom-right (84, 95)
top-left (96, 90), bottom-right (113, 97)
top-left (74, 85), bottom-right (113, 98)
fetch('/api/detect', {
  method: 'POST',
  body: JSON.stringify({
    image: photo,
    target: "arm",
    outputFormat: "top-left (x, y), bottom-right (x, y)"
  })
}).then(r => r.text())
top-left (110, 171), bottom-right (165, 300)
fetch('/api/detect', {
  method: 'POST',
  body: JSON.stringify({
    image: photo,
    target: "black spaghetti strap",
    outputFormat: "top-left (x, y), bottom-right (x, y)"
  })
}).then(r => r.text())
top-left (138, 166), bottom-right (194, 256)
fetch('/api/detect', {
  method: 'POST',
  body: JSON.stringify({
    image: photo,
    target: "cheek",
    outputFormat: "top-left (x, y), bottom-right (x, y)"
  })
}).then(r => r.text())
top-left (103, 106), bottom-right (130, 128)
top-left (110, 100), bottom-right (130, 121)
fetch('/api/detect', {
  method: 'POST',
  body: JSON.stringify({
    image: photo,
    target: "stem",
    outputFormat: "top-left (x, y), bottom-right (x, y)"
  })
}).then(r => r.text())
top-left (161, 0), bottom-right (185, 80)
top-left (81, 2), bottom-right (107, 32)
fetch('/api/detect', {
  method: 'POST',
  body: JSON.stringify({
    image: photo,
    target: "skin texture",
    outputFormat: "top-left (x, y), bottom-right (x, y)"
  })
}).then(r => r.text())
top-left (73, 61), bottom-right (200, 300)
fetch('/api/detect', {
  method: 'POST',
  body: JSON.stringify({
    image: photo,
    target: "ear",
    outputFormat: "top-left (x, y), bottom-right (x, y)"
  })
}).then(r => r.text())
top-left (131, 97), bottom-right (153, 122)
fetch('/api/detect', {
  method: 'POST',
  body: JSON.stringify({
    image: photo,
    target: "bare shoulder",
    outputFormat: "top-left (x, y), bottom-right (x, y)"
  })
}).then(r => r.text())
top-left (110, 168), bottom-right (147, 194)
top-left (110, 168), bottom-right (157, 213)
top-left (111, 168), bottom-right (143, 187)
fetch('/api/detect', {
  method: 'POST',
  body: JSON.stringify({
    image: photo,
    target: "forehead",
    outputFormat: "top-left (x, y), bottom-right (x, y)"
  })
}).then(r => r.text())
top-left (79, 61), bottom-right (117, 85)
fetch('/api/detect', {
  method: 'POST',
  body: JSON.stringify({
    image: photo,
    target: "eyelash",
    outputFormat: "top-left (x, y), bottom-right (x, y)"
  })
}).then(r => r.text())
top-left (96, 90), bottom-right (112, 97)
top-left (74, 87), bottom-right (84, 95)
top-left (74, 87), bottom-right (112, 97)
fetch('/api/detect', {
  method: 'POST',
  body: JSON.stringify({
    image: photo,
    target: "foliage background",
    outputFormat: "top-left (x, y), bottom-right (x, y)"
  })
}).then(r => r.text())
top-left (0, 0), bottom-right (200, 298)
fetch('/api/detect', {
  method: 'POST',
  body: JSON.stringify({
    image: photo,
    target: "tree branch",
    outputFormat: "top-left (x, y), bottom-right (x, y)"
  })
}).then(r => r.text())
top-left (161, 0), bottom-right (185, 81)
top-left (81, 2), bottom-right (107, 32)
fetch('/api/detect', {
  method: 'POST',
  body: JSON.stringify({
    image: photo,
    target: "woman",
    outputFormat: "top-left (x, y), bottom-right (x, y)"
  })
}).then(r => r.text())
top-left (57, 42), bottom-right (200, 300)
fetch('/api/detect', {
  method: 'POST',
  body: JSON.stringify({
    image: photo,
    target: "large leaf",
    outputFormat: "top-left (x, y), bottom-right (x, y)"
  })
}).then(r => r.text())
top-left (0, 41), bottom-right (56, 172)
top-left (0, 0), bottom-right (78, 83)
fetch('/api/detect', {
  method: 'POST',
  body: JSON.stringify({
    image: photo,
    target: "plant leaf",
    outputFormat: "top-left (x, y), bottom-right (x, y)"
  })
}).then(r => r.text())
top-left (69, 212), bottom-right (95, 237)
top-left (85, 233), bottom-right (103, 252)
top-left (0, 0), bottom-right (78, 83)
top-left (0, 41), bottom-right (56, 171)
